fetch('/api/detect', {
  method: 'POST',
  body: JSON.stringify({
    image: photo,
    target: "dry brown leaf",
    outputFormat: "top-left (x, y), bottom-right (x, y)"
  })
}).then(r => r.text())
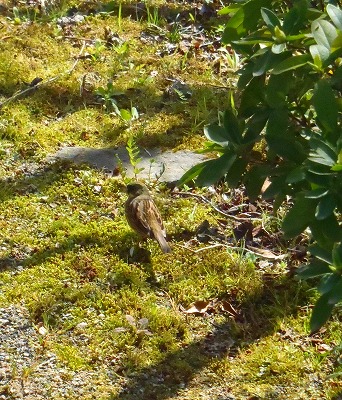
top-left (184, 300), bottom-right (210, 314)
top-left (247, 245), bottom-right (287, 260)
top-left (125, 314), bottom-right (136, 326)
top-left (220, 301), bottom-right (239, 317)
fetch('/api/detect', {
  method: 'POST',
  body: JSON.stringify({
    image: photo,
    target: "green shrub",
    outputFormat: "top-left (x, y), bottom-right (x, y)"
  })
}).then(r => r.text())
top-left (181, 0), bottom-right (342, 332)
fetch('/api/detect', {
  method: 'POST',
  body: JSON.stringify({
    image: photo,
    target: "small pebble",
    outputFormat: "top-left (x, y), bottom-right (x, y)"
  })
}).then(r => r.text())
top-left (76, 322), bottom-right (88, 330)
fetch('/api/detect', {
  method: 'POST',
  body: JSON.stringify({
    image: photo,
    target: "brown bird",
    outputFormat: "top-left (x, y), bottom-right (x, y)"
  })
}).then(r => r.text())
top-left (125, 183), bottom-right (172, 253)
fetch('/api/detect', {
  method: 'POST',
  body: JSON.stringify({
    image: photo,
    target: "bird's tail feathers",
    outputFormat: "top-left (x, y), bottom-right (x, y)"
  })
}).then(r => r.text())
top-left (153, 230), bottom-right (172, 253)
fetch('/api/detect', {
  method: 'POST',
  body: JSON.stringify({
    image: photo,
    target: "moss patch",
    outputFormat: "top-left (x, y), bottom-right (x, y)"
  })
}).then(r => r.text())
top-left (0, 1), bottom-right (341, 399)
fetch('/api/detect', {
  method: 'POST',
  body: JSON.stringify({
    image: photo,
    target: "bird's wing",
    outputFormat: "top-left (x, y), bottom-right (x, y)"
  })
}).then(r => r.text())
top-left (135, 197), bottom-right (166, 237)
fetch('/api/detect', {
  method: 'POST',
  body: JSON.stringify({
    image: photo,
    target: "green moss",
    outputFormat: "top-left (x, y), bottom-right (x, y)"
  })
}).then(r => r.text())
top-left (54, 342), bottom-right (90, 370)
top-left (0, 2), bottom-right (340, 398)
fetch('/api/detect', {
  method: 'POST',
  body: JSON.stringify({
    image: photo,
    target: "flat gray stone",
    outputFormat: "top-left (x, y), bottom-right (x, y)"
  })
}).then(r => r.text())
top-left (50, 146), bottom-right (208, 183)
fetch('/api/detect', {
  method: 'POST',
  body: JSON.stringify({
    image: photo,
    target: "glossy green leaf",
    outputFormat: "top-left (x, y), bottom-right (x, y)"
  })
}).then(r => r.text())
top-left (309, 44), bottom-right (329, 67)
top-left (327, 4), bottom-right (342, 31)
top-left (331, 31), bottom-right (342, 53)
top-left (271, 54), bottom-right (311, 75)
top-left (312, 19), bottom-right (338, 50)
top-left (283, 0), bottom-right (308, 35)
top-left (243, 108), bottom-right (270, 144)
top-left (318, 273), bottom-right (340, 294)
top-left (282, 194), bottom-right (318, 238)
top-left (331, 163), bottom-right (342, 172)
top-left (286, 166), bottom-right (306, 183)
top-left (297, 260), bottom-right (332, 280)
top-left (233, 38), bottom-right (273, 46)
top-left (273, 192), bottom-right (287, 213)
top-left (265, 108), bottom-right (306, 164)
top-left (307, 7), bottom-right (324, 21)
top-left (120, 109), bottom-right (132, 121)
top-left (310, 292), bottom-right (334, 333)
top-left (222, 7), bottom-right (246, 42)
top-left (312, 80), bottom-right (338, 135)
top-left (272, 43), bottom-right (287, 54)
top-left (237, 62), bottom-right (254, 90)
top-left (263, 175), bottom-right (287, 200)
top-left (266, 72), bottom-right (292, 108)
top-left (307, 162), bottom-right (333, 176)
top-left (245, 164), bottom-right (271, 201)
top-left (309, 46), bottom-right (324, 68)
top-left (261, 7), bottom-right (281, 32)
top-left (310, 214), bottom-right (342, 244)
top-left (266, 135), bottom-right (305, 163)
top-left (266, 107), bottom-right (288, 136)
top-left (323, 43), bottom-right (342, 68)
top-left (225, 157), bottom-right (248, 187)
top-left (309, 244), bottom-right (333, 264)
top-left (218, 5), bottom-right (240, 16)
top-left (253, 49), bottom-right (280, 76)
top-left (305, 188), bottom-right (329, 199)
top-left (222, 0), bottom-right (271, 43)
top-left (315, 193), bottom-right (336, 220)
top-left (179, 161), bottom-right (207, 185)
top-left (332, 242), bottom-right (342, 270)
top-left (196, 150), bottom-right (237, 187)
top-left (222, 109), bottom-right (242, 145)
top-left (327, 277), bottom-right (342, 304)
top-left (239, 76), bottom-right (265, 117)
top-left (204, 124), bottom-right (230, 147)
top-left (310, 220), bottom-right (337, 249)
top-left (197, 142), bottom-right (226, 154)
top-left (309, 137), bottom-right (337, 166)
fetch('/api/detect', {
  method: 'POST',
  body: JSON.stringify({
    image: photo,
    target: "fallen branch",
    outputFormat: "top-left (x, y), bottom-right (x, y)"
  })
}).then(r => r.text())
top-left (0, 41), bottom-right (86, 109)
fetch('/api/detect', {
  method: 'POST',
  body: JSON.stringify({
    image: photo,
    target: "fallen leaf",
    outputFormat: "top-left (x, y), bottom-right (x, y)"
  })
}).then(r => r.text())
top-left (113, 327), bottom-right (127, 333)
top-left (184, 300), bottom-right (210, 314)
top-left (247, 245), bottom-right (287, 260)
top-left (316, 343), bottom-right (333, 352)
top-left (233, 221), bottom-right (253, 242)
top-left (137, 317), bottom-right (149, 329)
top-left (125, 315), bottom-right (136, 326)
top-left (220, 301), bottom-right (238, 317)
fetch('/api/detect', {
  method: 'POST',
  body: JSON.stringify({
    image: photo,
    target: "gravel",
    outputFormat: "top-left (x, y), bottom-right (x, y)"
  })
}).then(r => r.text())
top-left (0, 306), bottom-right (117, 399)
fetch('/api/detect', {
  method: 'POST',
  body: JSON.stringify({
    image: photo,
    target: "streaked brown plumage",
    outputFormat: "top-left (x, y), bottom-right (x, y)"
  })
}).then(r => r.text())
top-left (125, 183), bottom-right (171, 253)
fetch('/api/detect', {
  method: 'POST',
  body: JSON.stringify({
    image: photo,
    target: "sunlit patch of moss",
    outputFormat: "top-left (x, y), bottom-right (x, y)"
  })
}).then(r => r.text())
top-left (210, 320), bottom-right (333, 398)
top-left (0, 2), bottom-right (341, 398)
top-left (54, 342), bottom-right (90, 370)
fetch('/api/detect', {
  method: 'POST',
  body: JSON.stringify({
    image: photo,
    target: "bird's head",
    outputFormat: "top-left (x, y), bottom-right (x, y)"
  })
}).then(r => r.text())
top-left (126, 182), bottom-right (149, 197)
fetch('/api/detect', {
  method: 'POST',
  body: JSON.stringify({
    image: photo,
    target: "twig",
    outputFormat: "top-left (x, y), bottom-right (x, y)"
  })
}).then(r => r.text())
top-left (175, 192), bottom-right (262, 222)
top-left (63, 36), bottom-right (97, 43)
top-left (173, 243), bottom-right (197, 253)
top-left (0, 41), bottom-right (86, 109)
top-left (193, 243), bottom-right (225, 253)
top-left (198, 39), bottom-right (221, 48)
top-left (176, 240), bottom-right (285, 259)
top-left (205, 83), bottom-right (237, 90)
top-left (68, 41), bottom-right (86, 73)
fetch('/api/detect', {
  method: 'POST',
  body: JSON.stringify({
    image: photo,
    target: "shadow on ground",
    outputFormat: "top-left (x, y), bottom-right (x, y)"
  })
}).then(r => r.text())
top-left (110, 272), bottom-right (310, 400)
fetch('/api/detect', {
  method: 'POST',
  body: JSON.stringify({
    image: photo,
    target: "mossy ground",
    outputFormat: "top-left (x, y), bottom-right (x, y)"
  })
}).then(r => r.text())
top-left (0, 1), bottom-right (341, 399)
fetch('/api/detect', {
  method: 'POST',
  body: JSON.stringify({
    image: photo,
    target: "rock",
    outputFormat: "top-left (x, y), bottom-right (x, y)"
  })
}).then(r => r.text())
top-left (38, 326), bottom-right (48, 336)
top-left (49, 146), bottom-right (208, 184)
top-left (76, 322), bottom-right (88, 330)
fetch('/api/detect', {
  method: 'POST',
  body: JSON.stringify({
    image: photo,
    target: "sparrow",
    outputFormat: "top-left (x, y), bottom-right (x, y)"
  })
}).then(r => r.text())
top-left (125, 183), bottom-right (172, 253)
